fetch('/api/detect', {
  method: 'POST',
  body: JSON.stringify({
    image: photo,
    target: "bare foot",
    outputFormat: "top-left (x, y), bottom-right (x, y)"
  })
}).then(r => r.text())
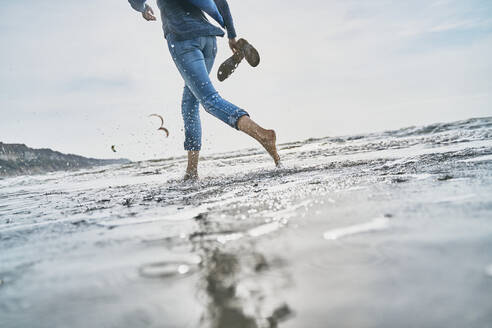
top-left (184, 151), bottom-right (199, 181)
top-left (184, 171), bottom-right (198, 181)
top-left (259, 129), bottom-right (281, 166)
top-left (237, 116), bottom-right (280, 167)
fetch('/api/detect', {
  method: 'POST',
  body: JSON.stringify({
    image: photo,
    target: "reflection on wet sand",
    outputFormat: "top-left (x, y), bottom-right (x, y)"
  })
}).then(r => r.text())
top-left (193, 215), bottom-right (294, 328)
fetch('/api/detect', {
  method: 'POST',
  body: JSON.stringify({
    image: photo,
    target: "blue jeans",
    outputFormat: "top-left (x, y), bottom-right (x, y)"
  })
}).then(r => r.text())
top-left (167, 35), bottom-right (249, 151)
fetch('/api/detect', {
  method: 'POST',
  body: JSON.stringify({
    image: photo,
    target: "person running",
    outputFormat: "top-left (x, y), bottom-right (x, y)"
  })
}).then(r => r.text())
top-left (128, 0), bottom-right (280, 180)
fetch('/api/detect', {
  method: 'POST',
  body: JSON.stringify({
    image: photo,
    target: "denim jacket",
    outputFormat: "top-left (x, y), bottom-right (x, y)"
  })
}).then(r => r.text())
top-left (128, 0), bottom-right (237, 41)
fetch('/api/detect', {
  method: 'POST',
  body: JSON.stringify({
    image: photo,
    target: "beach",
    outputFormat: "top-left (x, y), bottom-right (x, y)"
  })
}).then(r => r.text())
top-left (1, 117), bottom-right (492, 328)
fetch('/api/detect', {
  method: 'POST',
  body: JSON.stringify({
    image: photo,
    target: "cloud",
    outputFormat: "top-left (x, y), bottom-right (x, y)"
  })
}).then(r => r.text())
top-left (0, 0), bottom-right (491, 161)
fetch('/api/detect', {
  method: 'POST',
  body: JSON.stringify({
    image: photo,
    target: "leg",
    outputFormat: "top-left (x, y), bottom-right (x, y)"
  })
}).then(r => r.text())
top-left (180, 39), bottom-right (217, 179)
top-left (184, 150), bottom-right (199, 181)
top-left (181, 87), bottom-right (201, 179)
top-left (168, 36), bottom-right (248, 129)
top-left (168, 36), bottom-right (280, 167)
top-left (202, 38), bottom-right (280, 166)
top-left (181, 86), bottom-right (201, 151)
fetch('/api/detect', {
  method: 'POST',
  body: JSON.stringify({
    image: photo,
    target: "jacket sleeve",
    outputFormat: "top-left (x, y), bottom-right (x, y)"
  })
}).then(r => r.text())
top-left (214, 0), bottom-right (237, 39)
top-left (128, 0), bottom-right (147, 13)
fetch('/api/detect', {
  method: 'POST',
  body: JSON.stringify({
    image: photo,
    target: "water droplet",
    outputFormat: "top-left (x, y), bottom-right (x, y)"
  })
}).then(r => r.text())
top-left (139, 256), bottom-right (201, 279)
top-left (178, 265), bottom-right (190, 274)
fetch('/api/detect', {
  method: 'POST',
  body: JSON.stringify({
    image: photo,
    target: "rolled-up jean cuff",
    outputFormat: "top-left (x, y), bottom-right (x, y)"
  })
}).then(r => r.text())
top-left (232, 112), bottom-right (250, 130)
top-left (184, 142), bottom-right (201, 151)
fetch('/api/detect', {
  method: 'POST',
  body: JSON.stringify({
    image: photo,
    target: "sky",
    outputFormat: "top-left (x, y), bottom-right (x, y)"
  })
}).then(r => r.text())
top-left (1, 0), bottom-right (491, 161)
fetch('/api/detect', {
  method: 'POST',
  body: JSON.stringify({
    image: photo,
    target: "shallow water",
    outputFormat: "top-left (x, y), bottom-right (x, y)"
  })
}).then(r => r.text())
top-left (1, 117), bottom-right (492, 328)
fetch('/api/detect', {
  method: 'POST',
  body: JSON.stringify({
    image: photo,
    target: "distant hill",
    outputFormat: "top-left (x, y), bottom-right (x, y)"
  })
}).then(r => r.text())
top-left (0, 142), bottom-right (130, 177)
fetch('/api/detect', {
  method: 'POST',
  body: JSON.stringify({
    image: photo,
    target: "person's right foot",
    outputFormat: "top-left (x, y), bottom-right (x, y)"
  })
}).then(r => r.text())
top-left (184, 171), bottom-right (198, 181)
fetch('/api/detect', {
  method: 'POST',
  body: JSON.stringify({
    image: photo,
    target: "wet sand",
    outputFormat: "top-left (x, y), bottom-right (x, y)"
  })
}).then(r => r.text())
top-left (1, 117), bottom-right (492, 327)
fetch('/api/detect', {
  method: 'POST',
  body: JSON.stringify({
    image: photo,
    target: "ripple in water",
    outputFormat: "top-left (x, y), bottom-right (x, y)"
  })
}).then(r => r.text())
top-left (138, 254), bottom-right (201, 279)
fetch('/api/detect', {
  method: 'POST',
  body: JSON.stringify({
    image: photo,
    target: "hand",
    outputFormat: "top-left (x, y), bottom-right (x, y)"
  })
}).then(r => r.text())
top-left (142, 4), bottom-right (156, 21)
top-left (228, 38), bottom-right (240, 53)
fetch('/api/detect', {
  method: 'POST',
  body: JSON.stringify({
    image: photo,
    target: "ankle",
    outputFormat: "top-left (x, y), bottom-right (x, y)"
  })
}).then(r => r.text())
top-left (184, 171), bottom-right (198, 181)
top-left (186, 166), bottom-right (197, 175)
top-left (258, 128), bottom-right (273, 142)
